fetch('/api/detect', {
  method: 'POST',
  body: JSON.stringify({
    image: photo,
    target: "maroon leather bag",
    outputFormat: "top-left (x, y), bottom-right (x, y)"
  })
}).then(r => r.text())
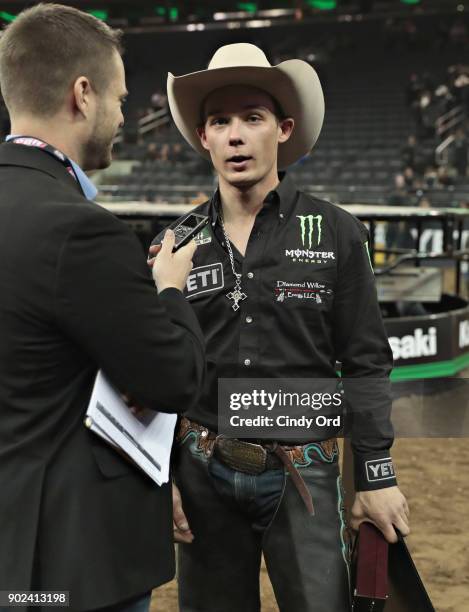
top-left (351, 522), bottom-right (389, 611)
top-left (351, 523), bottom-right (436, 612)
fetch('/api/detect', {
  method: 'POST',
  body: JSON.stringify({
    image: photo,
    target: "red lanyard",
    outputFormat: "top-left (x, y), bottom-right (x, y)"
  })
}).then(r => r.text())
top-left (10, 136), bottom-right (78, 182)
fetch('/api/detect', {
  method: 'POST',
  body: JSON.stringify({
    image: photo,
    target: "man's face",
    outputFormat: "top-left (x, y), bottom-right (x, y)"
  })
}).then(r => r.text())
top-left (82, 50), bottom-right (126, 171)
top-left (198, 85), bottom-right (293, 189)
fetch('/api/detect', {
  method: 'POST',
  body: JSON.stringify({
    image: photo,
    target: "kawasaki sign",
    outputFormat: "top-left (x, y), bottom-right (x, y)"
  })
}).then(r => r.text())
top-left (388, 327), bottom-right (437, 361)
top-left (384, 304), bottom-right (469, 378)
top-left (459, 319), bottom-right (469, 350)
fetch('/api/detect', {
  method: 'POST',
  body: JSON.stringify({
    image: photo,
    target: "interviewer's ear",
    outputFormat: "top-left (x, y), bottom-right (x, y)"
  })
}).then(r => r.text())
top-left (278, 117), bottom-right (295, 144)
top-left (73, 76), bottom-right (93, 118)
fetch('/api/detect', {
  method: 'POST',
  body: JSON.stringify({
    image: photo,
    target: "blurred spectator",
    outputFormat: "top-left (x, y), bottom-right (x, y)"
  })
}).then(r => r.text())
top-left (159, 143), bottom-right (171, 162)
top-left (172, 143), bottom-right (187, 163)
top-left (418, 196), bottom-right (432, 209)
top-left (403, 166), bottom-right (415, 189)
top-left (151, 90), bottom-right (168, 112)
top-left (449, 128), bottom-right (468, 177)
top-left (145, 142), bottom-right (159, 162)
top-left (434, 83), bottom-right (452, 114)
top-left (447, 64), bottom-right (469, 109)
top-left (401, 135), bottom-right (430, 173)
top-left (405, 66), bottom-right (466, 140)
top-left (437, 165), bottom-right (456, 187)
top-left (419, 91), bottom-right (439, 139)
top-left (387, 174), bottom-right (408, 206)
top-left (401, 135), bottom-right (418, 170)
top-left (423, 166), bottom-right (438, 189)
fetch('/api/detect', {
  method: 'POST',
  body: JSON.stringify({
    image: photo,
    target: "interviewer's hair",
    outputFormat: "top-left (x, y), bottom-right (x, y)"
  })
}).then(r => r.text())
top-left (0, 3), bottom-right (123, 117)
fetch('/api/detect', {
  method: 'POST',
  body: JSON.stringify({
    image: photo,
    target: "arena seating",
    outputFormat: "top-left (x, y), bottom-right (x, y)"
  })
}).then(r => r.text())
top-left (2, 11), bottom-right (467, 207)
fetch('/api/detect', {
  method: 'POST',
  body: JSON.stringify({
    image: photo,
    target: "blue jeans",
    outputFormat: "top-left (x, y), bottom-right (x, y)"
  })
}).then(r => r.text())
top-left (207, 453), bottom-right (286, 532)
top-left (174, 435), bottom-right (351, 612)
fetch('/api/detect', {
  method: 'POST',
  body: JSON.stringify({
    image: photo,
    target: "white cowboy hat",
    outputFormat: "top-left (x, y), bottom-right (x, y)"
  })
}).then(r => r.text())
top-left (167, 43), bottom-right (325, 169)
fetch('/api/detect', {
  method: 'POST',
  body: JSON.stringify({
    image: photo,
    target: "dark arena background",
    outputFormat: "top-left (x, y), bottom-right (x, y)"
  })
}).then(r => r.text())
top-left (1, 0), bottom-right (468, 610)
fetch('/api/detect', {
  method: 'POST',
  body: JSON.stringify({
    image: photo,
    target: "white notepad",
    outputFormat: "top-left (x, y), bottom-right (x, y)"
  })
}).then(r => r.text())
top-left (85, 370), bottom-right (177, 486)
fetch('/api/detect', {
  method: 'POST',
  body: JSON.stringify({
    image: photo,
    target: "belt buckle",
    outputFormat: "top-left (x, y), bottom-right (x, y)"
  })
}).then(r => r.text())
top-left (216, 437), bottom-right (267, 475)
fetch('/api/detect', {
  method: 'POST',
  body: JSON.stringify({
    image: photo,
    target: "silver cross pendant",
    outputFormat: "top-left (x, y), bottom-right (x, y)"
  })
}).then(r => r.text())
top-left (226, 277), bottom-right (247, 311)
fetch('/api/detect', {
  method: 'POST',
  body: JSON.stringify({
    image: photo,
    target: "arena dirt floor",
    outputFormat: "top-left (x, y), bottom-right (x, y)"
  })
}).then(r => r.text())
top-left (151, 380), bottom-right (469, 612)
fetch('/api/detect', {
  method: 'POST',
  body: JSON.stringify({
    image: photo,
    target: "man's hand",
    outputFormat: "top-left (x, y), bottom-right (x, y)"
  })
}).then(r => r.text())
top-left (173, 482), bottom-right (194, 544)
top-left (350, 486), bottom-right (410, 543)
top-left (148, 229), bottom-right (197, 294)
top-left (121, 392), bottom-right (147, 418)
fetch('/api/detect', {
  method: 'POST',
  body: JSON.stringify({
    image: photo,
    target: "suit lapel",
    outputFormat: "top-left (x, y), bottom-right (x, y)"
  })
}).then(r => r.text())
top-left (0, 142), bottom-right (85, 198)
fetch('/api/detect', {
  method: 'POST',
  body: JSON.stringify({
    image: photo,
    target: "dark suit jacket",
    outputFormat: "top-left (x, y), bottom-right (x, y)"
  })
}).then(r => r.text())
top-left (0, 143), bottom-right (205, 611)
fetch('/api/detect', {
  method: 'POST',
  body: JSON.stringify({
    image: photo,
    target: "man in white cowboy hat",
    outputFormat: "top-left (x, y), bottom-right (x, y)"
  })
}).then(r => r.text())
top-left (149, 43), bottom-right (410, 611)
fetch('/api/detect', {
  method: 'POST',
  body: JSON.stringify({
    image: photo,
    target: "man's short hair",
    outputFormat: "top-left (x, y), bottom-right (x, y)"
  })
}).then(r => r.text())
top-left (0, 3), bottom-right (123, 117)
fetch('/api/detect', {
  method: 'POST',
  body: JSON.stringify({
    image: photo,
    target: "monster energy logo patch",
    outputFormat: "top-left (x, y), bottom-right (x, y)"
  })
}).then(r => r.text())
top-left (285, 214), bottom-right (334, 264)
top-left (297, 215), bottom-right (322, 249)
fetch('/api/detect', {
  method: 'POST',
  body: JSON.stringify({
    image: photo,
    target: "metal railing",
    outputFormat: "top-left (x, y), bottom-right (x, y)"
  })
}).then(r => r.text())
top-left (113, 107), bottom-right (171, 145)
top-left (435, 104), bottom-right (466, 163)
top-left (137, 107), bottom-right (171, 135)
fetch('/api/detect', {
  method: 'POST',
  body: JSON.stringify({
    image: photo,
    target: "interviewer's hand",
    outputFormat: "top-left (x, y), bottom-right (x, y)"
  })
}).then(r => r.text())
top-left (350, 486), bottom-right (410, 543)
top-left (121, 392), bottom-right (147, 418)
top-left (173, 482), bottom-right (194, 544)
top-left (148, 229), bottom-right (196, 294)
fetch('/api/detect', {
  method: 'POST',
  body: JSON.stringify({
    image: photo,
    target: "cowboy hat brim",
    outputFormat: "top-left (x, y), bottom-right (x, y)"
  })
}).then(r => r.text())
top-left (167, 60), bottom-right (324, 170)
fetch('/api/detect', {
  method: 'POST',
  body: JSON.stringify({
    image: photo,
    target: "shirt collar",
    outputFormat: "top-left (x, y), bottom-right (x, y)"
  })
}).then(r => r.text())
top-left (210, 172), bottom-right (298, 228)
top-left (5, 135), bottom-right (98, 201)
top-left (68, 160), bottom-right (98, 201)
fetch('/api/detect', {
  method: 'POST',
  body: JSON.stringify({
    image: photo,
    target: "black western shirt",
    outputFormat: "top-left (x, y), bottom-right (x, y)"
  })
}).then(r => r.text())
top-left (157, 174), bottom-right (396, 491)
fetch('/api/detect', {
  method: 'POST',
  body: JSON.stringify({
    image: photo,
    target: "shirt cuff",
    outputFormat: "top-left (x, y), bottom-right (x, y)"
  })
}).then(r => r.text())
top-left (353, 450), bottom-right (397, 491)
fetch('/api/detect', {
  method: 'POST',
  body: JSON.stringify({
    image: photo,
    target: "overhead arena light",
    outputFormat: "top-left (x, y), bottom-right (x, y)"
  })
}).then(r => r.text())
top-left (307, 0), bottom-right (337, 9)
top-left (245, 19), bottom-right (272, 28)
top-left (215, 7), bottom-right (294, 20)
top-left (0, 11), bottom-right (16, 22)
top-left (213, 3), bottom-right (257, 20)
top-left (257, 9), bottom-right (296, 18)
top-left (186, 22), bottom-right (206, 31)
top-left (153, 5), bottom-right (178, 21)
top-left (214, 11), bottom-right (249, 20)
top-left (237, 2), bottom-right (257, 12)
top-left (87, 10), bottom-right (109, 21)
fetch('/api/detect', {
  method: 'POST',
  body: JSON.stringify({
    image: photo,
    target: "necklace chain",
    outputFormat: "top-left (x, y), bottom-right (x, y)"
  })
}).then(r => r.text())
top-left (219, 212), bottom-right (240, 280)
top-left (219, 210), bottom-right (247, 311)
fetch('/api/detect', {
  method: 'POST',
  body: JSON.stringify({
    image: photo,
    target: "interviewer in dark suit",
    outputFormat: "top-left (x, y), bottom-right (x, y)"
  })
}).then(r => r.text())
top-left (0, 4), bottom-right (205, 611)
